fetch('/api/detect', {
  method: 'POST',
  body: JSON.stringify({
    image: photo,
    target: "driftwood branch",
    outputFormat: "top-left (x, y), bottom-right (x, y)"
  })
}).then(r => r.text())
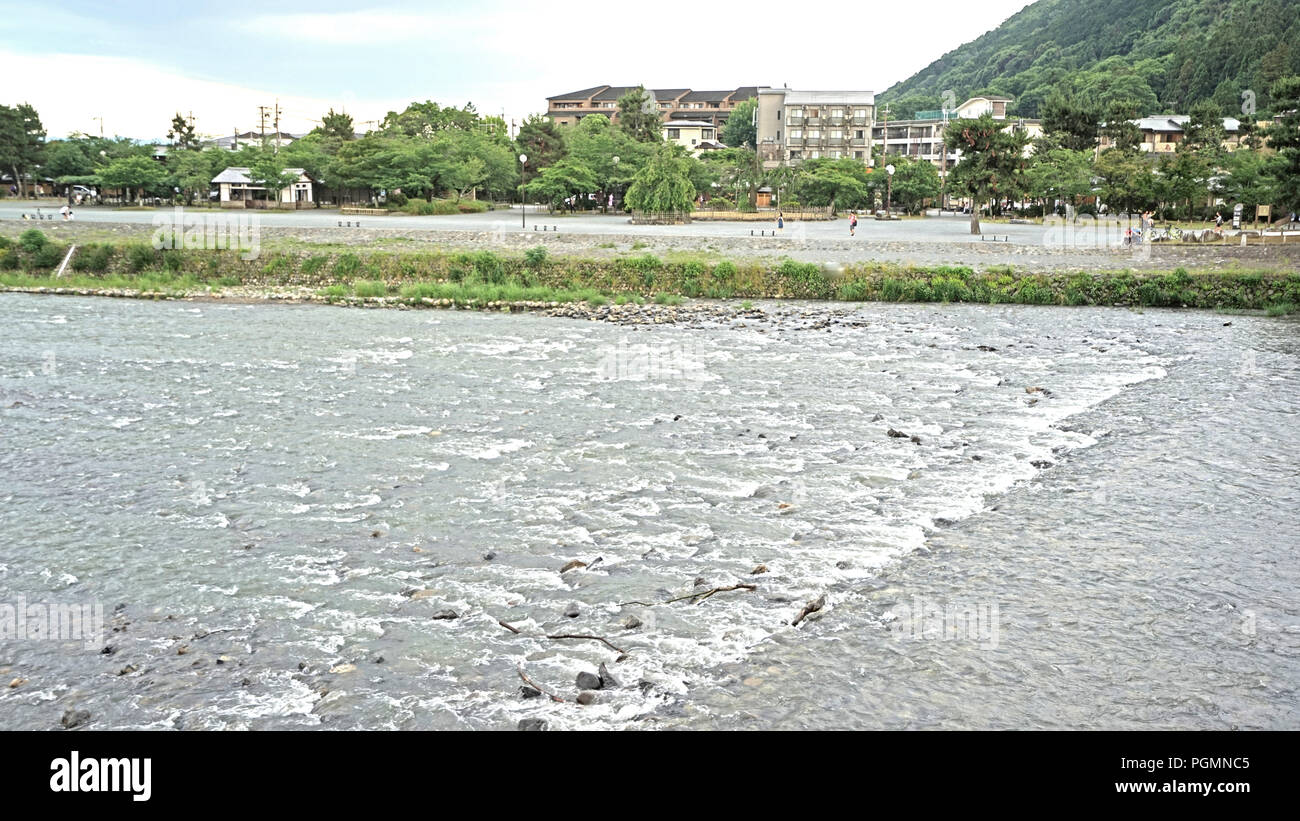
top-left (497, 619), bottom-right (522, 634)
top-left (545, 633), bottom-right (628, 655)
top-left (791, 595), bottom-right (826, 627)
top-left (517, 663), bottom-right (566, 703)
top-left (667, 583), bottom-right (757, 605)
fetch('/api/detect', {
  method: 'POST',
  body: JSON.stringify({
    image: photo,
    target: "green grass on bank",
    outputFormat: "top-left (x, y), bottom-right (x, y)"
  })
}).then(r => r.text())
top-left (3, 228), bottom-right (1299, 314)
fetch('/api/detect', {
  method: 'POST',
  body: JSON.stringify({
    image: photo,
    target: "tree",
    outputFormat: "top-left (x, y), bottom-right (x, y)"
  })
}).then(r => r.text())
top-left (1219, 149), bottom-right (1277, 214)
top-left (1100, 100), bottom-right (1143, 153)
top-left (524, 158), bottom-right (597, 211)
top-left (888, 156), bottom-right (943, 214)
top-left (616, 86), bottom-right (662, 144)
top-left (0, 103), bottom-right (46, 197)
top-left (797, 158), bottom-right (870, 214)
top-left (381, 100), bottom-right (479, 137)
top-left (170, 148), bottom-right (218, 203)
top-left (167, 113), bottom-right (199, 151)
top-left (1025, 147), bottom-right (1094, 215)
top-left (943, 113), bottom-right (1031, 233)
top-left (1265, 76), bottom-right (1300, 215)
top-left (1041, 92), bottom-right (1100, 152)
top-left (517, 113), bottom-right (566, 174)
top-left (99, 155), bottom-right (166, 203)
top-left (1094, 148), bottom-right (1158, 215)
top-left (721, 98), bottom-right (758, 148)
top-left (624, 144), bottom-right (695, 213)
top-left (319, 108), bottom-right (355, 141)
top-left (248, 149), bottom-right (299, 206)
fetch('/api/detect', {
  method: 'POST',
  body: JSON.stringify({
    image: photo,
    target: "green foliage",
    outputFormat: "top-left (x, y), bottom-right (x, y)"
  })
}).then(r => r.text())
top-left (879, 0), bottom-right (1300, 117)
top-left (334, 253), bottom-right (362, 277)
top-left (615, 86), bottom-right (662, 143)
top-left (722, 98), bottom-right (758, 148)
top-left (353, 279), bottom-right (388, 298)
top-left (126, 244), bottom-right (157, 272)
top-left (18, 229), bottom-right (47, 253)
top-left (302, 255), bottom-right (329, 274)
top-left (625, 145), bottom-right (695, 214)
top-left (524, 246), bottom-right (548, 268)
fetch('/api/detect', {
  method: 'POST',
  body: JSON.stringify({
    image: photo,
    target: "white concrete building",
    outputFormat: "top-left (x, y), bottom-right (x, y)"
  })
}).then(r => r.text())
top-left (212, 167), bottom-right (314, 209)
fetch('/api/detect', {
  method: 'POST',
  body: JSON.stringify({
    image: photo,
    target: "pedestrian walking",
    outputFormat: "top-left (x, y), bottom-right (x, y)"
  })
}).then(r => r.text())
top-left (777, 211), bottom-right (784, 230)
top-left (849, 211), bottom-right (858, 237)
top-left (60, 204), bottom-right (70, 221)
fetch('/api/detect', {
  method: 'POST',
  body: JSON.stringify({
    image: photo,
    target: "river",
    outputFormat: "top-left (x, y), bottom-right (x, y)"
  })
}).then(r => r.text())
top-left (0, 294), bottom-right (1296, 730)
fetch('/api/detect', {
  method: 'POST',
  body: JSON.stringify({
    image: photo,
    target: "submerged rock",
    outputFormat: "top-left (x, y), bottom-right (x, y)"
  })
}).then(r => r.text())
top-left (517, 718), bottom-right (547, 731)
top-left (576, 671), bottom-right (603, 690)
top-left (60, 709), bottom-right (91, 729)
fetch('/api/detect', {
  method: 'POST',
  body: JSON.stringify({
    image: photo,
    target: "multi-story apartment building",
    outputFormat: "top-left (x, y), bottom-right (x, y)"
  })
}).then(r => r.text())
top-left (872, 96), bottom-right (1042, 177)
top-left (546, 85), bottom-right (759, 130)
top-left (755, 88), bottom-right (876, 167)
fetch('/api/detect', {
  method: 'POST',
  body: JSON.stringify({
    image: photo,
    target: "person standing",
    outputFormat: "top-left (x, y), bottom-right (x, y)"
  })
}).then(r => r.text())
top-left (849, 211), bottom-right (858, 237)
top-left (777, 211), bottom-right (784, 230)
top-left (60, 203), bottom-right (70, 221)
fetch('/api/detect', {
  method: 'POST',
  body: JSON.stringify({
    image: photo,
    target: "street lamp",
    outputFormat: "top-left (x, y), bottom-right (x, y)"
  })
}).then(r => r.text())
top-left (519, 153), bottom-right (528, 228)
top-left (885, 163), bottom-right (895, 216)
top-left (610, 155), bottom-right (619, 213)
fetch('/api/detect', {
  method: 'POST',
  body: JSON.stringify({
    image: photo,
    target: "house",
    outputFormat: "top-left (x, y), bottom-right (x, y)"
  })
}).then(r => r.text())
top-left (663, 120), bottom-right (723, 155)
top-left (1098, 116), bottom-right (1245, 153)
top-left (212, 167), bottom-right (314, 209)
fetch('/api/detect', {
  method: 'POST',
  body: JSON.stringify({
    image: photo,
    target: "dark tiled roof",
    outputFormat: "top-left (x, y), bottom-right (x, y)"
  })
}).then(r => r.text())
top-left (546, 85), bottom-right (610, 101)
top-left (653, 89), bottom-right (690, 101)
top-left (731, 87), bottom-right (759, 101)
top-left (682, 89), bottom-right (732, 102)
top-left (592, 86), bottom-right (643, 101)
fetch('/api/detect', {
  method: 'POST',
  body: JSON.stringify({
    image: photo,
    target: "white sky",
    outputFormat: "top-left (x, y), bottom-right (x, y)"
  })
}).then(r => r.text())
top-left (0, 0), bottom-right (1034, 140)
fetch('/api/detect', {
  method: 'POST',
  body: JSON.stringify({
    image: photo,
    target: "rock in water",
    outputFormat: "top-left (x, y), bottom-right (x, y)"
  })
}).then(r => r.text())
top-left (621, 615), bottom-right (643, 630)
top-left (432, 609), bottom-right (459, 620)
top-left (576, 671), bottom-right (603, 690)
top-left (517, 718), bottom-right (547, 731)
top-left (576, 691), bottom-right (597, 706)
top-left (598, 663), bottom-right (621, 689)
top-left (563, 603), bottom-right (581, 618)
top-left (60, 709), bottom-right (91, 729)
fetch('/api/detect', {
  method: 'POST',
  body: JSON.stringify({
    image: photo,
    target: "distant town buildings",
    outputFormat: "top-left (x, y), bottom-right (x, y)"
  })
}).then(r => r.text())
top-left (212, 166), bottom-right (314, 208)
top-left (756, 88), bottom-right (877, 168)
top-left (873, 96), bottom-right (1042, 177)
top-left (1098, 115), bottom-right (1246, 153)
top-left (546, 85), bottom-right (759, 130)
top-left (203, 131), bottom-right (299, 151)
top-left (662, 120), bottom-right (724, 155)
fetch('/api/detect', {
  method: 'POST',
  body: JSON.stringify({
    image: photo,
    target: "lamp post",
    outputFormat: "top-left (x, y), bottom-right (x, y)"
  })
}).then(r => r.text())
top-left (885, 163), bottom-right (895, 216)
top-left (610, 155), bottom-right (619, 213)
top-left (519, 153), bottom-right (528, 228)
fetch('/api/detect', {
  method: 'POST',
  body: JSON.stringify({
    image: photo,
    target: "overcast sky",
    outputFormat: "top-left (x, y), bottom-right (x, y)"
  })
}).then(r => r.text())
top-left (0, 0), bottom-right (1034, 140)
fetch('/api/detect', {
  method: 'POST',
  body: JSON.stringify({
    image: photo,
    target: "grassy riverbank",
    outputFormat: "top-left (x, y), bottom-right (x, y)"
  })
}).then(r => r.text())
top-left (2, 229), bottom-right (1298, 313)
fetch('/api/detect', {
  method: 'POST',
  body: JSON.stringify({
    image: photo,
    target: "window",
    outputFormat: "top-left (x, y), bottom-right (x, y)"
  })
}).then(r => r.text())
top-left (854, 151), bottom-right (864, 159)
top-left (810, 150), bottom-right (820, 159)
top-left (808, 129), bottom-right (821, 139)
top-left (831, 129), bottom-right (843, 139)
top-left (668, 129), bottom-right (680, 139)
top-left (777, 110), bottom-right (782, 120)
top-left (854, 108), bottom-right (867, 118)
top-left (789, 129), bottom-right (802, 139)
top-left (789, 108), bottom-right (803, 118)
top-left (855, 130), bottom-right (864, 139)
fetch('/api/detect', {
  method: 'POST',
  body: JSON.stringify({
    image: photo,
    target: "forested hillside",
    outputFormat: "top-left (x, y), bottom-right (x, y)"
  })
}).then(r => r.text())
top-left (880, 0), bottom-right (1300, 119)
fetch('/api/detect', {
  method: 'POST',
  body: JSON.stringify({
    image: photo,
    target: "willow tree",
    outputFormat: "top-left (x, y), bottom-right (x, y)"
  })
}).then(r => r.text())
top-left (624, 145), bottom-right (695, 214)
top-left (943, 113), bottom-right (1030, 234)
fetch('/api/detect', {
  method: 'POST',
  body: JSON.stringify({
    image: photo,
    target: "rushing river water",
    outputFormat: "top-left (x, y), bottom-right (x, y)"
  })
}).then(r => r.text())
top-left (0, 294), bottom-right (1296, 730)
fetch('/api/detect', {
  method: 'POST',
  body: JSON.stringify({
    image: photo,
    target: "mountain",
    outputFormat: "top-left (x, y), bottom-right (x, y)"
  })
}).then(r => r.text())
top-left (879, 0), bottom-right (1300, 120)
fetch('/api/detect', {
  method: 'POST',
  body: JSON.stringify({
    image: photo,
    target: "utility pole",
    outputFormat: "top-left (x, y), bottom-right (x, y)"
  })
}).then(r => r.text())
top-left (258, 105), bottom-right (270, 145)
top-left (92, 116), bottom-right (104, 138)
top-left (273, 100), bottom-right (281, 155)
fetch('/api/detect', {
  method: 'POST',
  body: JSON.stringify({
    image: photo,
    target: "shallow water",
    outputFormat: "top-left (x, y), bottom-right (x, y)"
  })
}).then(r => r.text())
top-left (0, 294), bottom-right (1295, 730)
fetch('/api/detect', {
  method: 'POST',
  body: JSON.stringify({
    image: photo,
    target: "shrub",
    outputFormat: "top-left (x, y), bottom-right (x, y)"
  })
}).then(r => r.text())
top-left (472, 250), bottom-right (505, 284)
top-left (127, 244), bottom-right (158, 272)
top-left (18, 229), bottom-right (47, 253)
top-left (302, 255), bottom-right (328, 274)
top-left (0, 249), bottom-right (21, 270)
top-left (163, 250), bottom-right (185, 272)
top-left (353, 279), bottom-right (388, 298)
top-left (713, 261), bottom-right (737, 283)
top-left (524, 246), bottom-right (548, 268)
top-left (334, 253), bottom-right (361, 277)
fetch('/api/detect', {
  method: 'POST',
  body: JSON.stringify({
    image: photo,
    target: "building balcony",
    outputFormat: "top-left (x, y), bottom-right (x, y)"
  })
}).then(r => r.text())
top-left (805, 116), bottom-right (821, 126)
top-left (787, 116), bottom-right (804, 126)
